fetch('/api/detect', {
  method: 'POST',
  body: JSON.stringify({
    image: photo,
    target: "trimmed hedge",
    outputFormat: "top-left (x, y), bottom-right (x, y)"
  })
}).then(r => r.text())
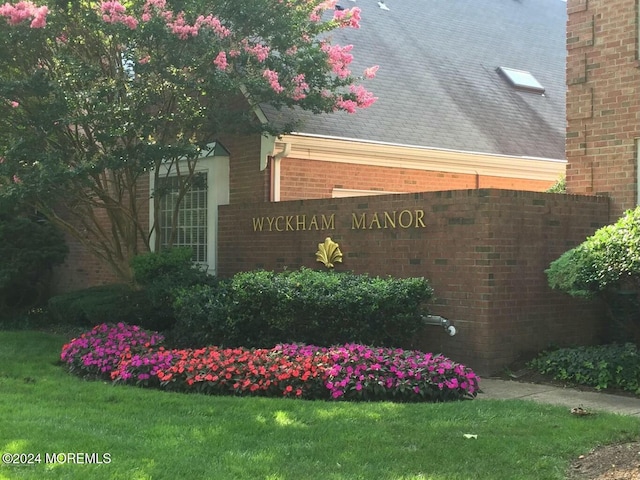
top-left (546, 206), bottom-right (640, 298)
top-left (130, 248), bottom-right (216, 331)
top-left (47, 248), bottom-right (216, 330)
top-left (47, 284), bottom-right (146, 327)
top-left (171, 268), bottom-right (434, 348)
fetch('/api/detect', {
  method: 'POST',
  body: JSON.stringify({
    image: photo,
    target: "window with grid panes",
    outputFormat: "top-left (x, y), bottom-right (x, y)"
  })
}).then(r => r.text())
top-left (156, 172), bottom-right (208, 263)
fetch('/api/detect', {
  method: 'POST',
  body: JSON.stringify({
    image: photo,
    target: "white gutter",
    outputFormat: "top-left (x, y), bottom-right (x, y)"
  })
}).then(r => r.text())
top-left (289, 131), bottom-right (567, 164)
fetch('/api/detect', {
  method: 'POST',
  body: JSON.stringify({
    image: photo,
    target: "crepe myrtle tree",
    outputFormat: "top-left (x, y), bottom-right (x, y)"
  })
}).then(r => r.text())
top-left (0, 0), bottom-right (377, 282)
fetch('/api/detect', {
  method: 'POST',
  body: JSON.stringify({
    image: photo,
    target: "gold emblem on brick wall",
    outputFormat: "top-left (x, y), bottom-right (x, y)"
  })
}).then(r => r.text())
top-left (316, 237), bottom-right (343, 269)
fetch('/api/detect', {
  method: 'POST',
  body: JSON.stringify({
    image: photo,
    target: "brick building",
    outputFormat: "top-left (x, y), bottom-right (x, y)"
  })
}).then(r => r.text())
top-left (261, 0), bottom-right (567, 201)
top-left (52, 0), bottom-right (627, 375)
top-left (54, 0), bottom-right (568, 290)
top-left (566, 0), bottom-right (640, 217)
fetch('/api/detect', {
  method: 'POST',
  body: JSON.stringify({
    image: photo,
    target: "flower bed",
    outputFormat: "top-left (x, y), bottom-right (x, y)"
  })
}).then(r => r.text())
top-left (61, 323), bottom-right (479, 402)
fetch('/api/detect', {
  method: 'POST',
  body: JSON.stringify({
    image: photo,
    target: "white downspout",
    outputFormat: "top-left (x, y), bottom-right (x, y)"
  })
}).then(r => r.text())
top-left (271, 143), bottom-right (291, 202)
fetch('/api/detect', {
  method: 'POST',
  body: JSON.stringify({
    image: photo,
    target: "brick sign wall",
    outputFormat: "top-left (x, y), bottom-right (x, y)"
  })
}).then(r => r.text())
top-left (218, 189), bottom-right (610, 375)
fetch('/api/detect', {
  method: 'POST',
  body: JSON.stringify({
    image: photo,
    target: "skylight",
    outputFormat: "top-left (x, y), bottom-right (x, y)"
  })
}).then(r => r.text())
top-left (497, 66), bottom-right (545, 94)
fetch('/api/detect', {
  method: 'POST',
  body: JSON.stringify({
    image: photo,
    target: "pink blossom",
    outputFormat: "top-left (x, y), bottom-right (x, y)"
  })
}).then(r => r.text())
top-left (310, 0), bottom-right (337, 22)
top-left (12, 175), bottom-right (21, 184)
top-left (363, 65), bottom-right (379, 79)
top-left (196, 14), bottom-right (230, 39)
top-left (213, 51), bottom-right (228, 71)
top-left (29, 5), bottom-right (47, 28)
top-left (243, 40), bottom-right (270, 62)
top-left (350, 84), bottom-right (377, 108)
top-left (0, 1), bottom-right (48, 28)
top-left (263, 69), bottom-right (284, 94)
top-left (100, 0), bottom-right (125, 14)
top-left (9, 101), bottom-right (19, 108)
top-left (321, 43), bottom-right (353, 79)
top-left (291, 74), bottom-right (309, 100)
top-left (144, 0), bottom-right (166, 10)
top-left (336, 97), bottom-right (357, 114)
top-left (333, 7), bottom-right (361, 29)
top-left (100, 1), bottom-right (138, 29)
top-left (138, 55), bottom-right (151, 65)
top-left (167, 13), bottom-right (198, 39)
top-left (142, 0), bottom-right (166, 20)
top-left (335, 84), bottom-right (377, 113)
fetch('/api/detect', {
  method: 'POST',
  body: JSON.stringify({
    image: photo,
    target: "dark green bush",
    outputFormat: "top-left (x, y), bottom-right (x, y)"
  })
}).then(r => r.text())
top-left (546, 207), bottom-right (640, 343)
top-left (47, 284), bottom-right (143, 326)
top-left (130, 248), bottom-right (216, 331)
top-left (171, 268), bottom-right (434, 348)
top-left (528, 343), bottom-right (640, 394)
top-left (169, 283), bottom-right (232, 347)
top-left (131, 247), bottom-right (211, 287)
top-left (0, 214), bottom-right (68, 318)
top-left (47, 248), bottom-right (216, 331)
top-left (546, 206), bottom-right (640, 298)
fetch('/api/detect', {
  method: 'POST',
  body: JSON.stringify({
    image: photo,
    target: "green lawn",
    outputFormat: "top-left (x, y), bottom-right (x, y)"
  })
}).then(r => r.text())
top-left (0, 331), bottom-right (638, 480)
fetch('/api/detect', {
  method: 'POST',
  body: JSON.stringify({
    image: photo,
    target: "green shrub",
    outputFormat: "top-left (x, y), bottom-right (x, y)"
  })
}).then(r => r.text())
top-left (47, 284), bottom-right (143, 326)
top-left (171, 268), bottom-right (434, 348)
top-left (0, 214), bottom-right (67, 318)
top-left (169, 283), bottom-right (232, 347)
top-left (131, 247), bottom-right (210, 287)
top-left (130, 248), bottom-right (216, 331)
top-left (528, 343), bottom-right (640, 394)
top-left (546, 206), bottom-right (640, 298)
top-left (546, 207), bottom-right (640, 343)
top-left (545, 175), bottom-right (566, 193)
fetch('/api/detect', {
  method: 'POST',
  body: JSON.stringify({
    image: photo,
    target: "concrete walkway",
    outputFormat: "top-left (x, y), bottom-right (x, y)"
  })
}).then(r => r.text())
top-left (478, 378), bottom-right (640, 416)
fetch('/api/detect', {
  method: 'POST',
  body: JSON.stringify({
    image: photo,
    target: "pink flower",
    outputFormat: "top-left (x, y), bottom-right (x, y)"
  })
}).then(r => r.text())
top-left (350, 84), bottom-right (377, 108)
top-left (310, 0), bottom-right (337, 22)
top-left (100, 1), bottom-right (138, 29)
top-left (167, 13), bottom-right (197, 39)
top-left (196, 14), bottom-right (230, 39)
top-left (0, 1), bottom-right (48, 28)
top-left (263, 69), bottom-right (284, 94)
top-left (213, 51), bottom-right (228, 71)
top-left (12, 175), bottom-right (21, 184)
top-left (321, 43), bottom-right (353, 79)
top-left (10, 101), bottom-right (19, 108)
top-left (138, 55), bottom-right (150, 65)
top-left (363, 65), bottom-right (379, 79)
top-left (336, 97), bottom-right (357, 114)
top-left (243, 40), bottom-right (270, 62)
top-left (142, 0), bottom-right (165, 20)
top-left (333, 7), bottom-right (361, 29)
top-left (291, 74), bottom-right (309, 100)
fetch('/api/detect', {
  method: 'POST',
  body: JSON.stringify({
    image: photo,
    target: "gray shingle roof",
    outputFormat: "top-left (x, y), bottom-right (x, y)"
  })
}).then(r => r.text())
top-left (264, 0), bottom-right (566, 160)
